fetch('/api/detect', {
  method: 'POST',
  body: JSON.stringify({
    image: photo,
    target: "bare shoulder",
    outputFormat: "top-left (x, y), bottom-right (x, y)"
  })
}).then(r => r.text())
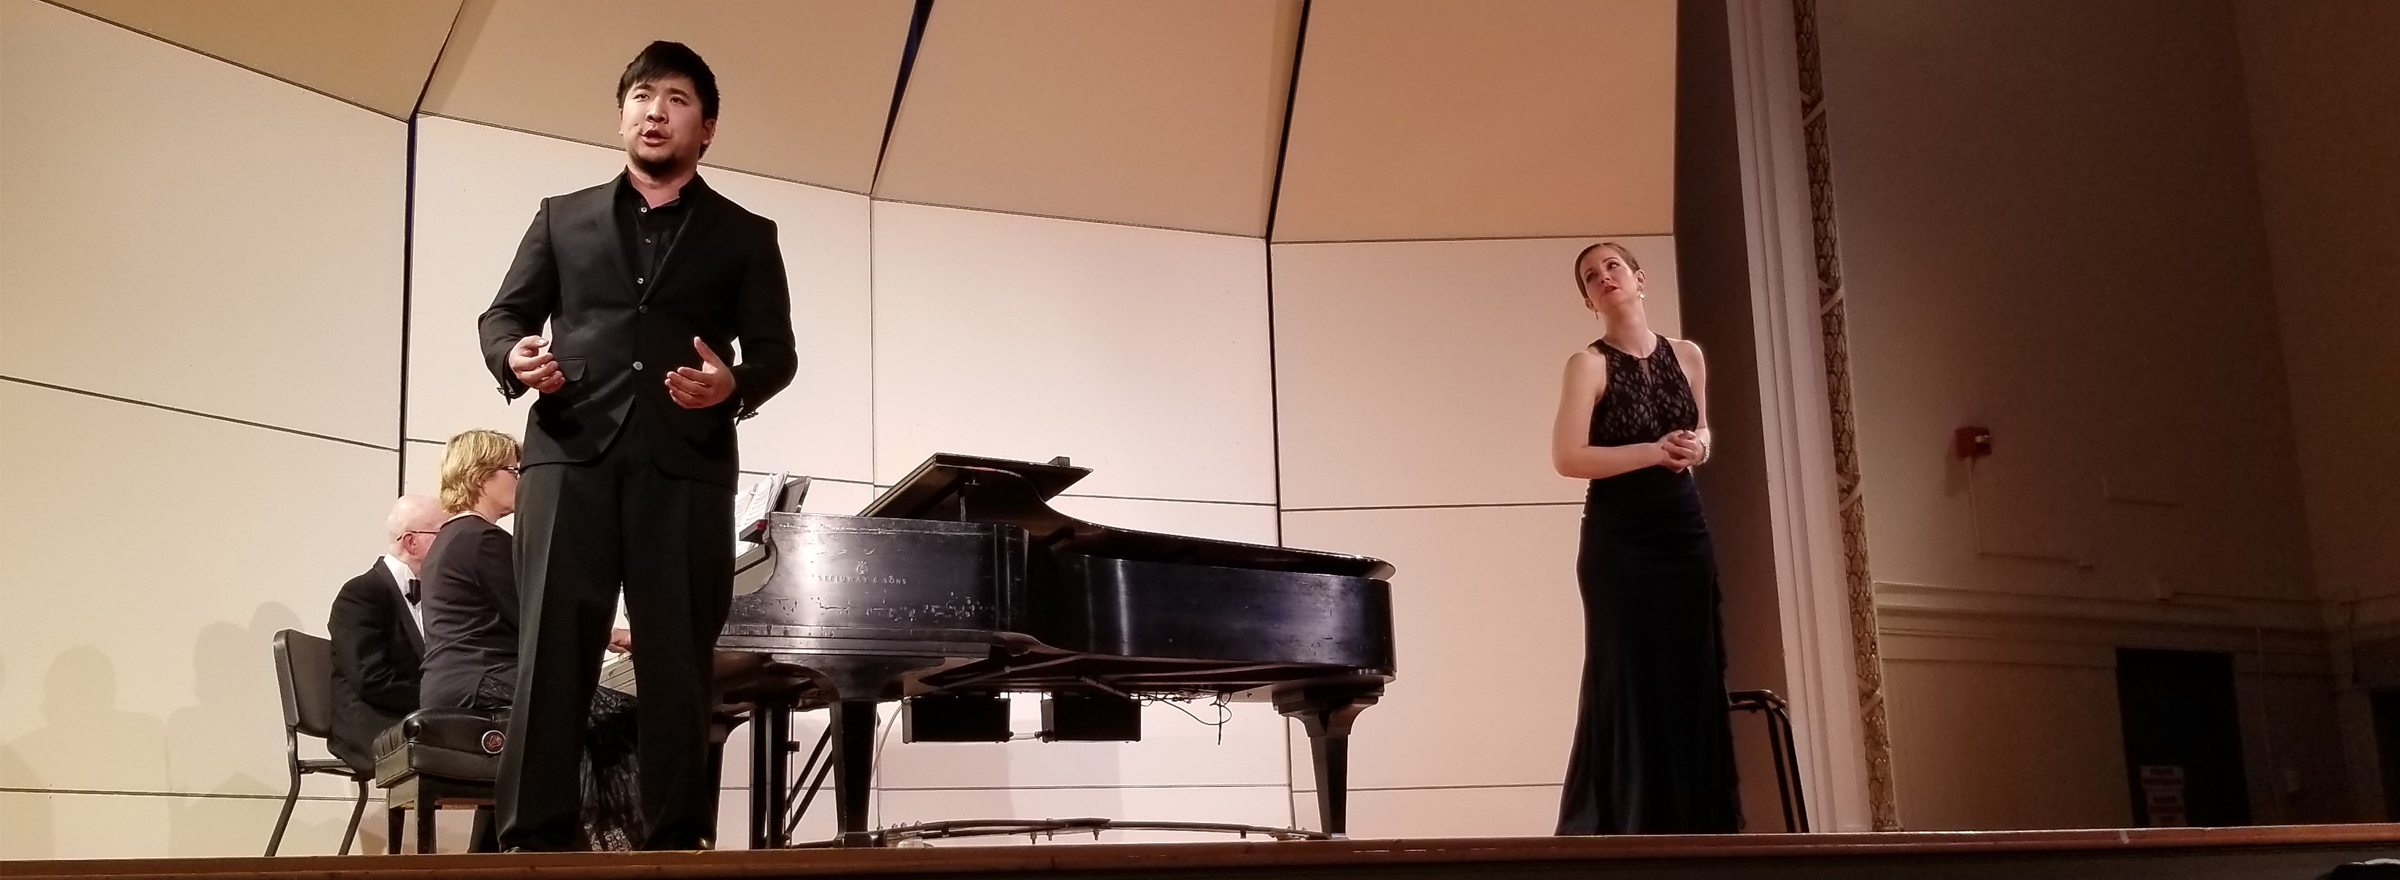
top-left (1668, 337), bottom-right (1706, 371)
top-left (1564, 347), bottom-right (1610, 380)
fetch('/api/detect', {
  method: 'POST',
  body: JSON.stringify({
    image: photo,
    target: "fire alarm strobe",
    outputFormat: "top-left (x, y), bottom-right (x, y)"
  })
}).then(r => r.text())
top-left (1955, 426), bottom-right (1993, 459)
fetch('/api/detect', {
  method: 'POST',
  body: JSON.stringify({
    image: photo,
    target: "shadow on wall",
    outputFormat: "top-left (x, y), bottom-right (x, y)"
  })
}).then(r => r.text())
top-left (6, 645), bottom-right (170, 855)
top-left (167, 603), bottom-right (312, 856)
top-left (0, 652), bottom-right (55, 858)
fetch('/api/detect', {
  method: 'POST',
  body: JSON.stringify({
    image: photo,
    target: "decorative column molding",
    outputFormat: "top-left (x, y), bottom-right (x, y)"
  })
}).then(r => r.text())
top-left (1722, 0), bottom-right (1894, 831)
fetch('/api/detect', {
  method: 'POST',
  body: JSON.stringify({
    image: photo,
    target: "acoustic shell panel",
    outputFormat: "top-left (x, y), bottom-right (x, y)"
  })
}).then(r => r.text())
top-left (1272, 236), bottom-right (1680, 511)
top-left (0, 0), bottom-right (405, 448)
top-left (406, 118), bottom-right (873, 486)
top-left (1280, 505), bottom-right (1585, 791)
top-left (875, 0), bottom-right (1301, 236)
top-left (871, 201), bottom-right (1277, 505)
top-left (54, 0), bottom-right (461, 118)
top-left (1272, 0), bottom-right (1676, 242)
top-left (421, 0), bottom-right (916, 193)
top-left (0, 383), bottom-right (394, 799)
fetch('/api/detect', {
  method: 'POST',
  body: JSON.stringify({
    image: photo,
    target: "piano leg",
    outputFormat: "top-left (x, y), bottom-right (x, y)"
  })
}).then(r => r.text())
top-left (829, 699), bottom-right (879, 846)
top-left (746, 698), bottom-right (795, 849)
top-left (1277, 686), bottom-right (1381, 838)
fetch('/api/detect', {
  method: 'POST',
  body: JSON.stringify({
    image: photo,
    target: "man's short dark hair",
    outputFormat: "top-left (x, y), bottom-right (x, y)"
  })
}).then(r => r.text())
top-left (618, 41), bottom-right (719, 120)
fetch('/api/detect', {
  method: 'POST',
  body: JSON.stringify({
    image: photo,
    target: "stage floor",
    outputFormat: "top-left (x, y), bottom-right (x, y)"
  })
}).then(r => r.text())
top-left (5, 824), bottom-right (2396, 880)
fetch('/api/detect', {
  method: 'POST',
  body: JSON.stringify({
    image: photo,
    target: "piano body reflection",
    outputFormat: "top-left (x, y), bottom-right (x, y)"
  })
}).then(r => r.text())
top-left (716, 453), bottom-right (1396, 846)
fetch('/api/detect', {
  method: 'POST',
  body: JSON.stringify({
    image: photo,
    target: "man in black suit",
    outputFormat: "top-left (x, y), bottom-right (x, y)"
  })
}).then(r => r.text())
top-left (326, 494), bottom-right (445, 773)
top-left (477, 41), bottom-right (796, 852)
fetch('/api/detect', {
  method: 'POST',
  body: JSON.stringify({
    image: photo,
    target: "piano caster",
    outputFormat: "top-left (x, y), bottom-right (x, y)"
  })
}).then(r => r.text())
top-left (1276, 684), bottom-right (1382, 838)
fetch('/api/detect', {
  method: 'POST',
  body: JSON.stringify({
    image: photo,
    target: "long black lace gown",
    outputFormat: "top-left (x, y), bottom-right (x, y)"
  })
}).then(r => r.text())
top-left (1556, 334), bottom-right (1740, 835)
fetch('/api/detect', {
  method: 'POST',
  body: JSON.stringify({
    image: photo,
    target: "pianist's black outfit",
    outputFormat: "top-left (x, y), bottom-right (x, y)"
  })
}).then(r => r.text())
top-left (419, 514), bottom-right (519, 711)
top-left (327, 559), bottom-right (422, 773)
top-left (1557, 335), bottom-right (1740, 835)
top-left (418, 512), bottom-right (647, 850)
top-left (479, 173), bottom-right (796, 851)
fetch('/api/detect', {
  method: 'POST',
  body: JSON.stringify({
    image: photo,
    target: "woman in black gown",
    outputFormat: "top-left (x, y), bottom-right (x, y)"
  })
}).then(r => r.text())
top-left (1549, 242), bottom-right (1739, 834)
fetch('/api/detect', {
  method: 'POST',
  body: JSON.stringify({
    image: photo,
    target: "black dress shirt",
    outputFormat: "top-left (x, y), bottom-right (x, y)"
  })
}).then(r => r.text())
top-left (617, 175), bottom-right (692, 294)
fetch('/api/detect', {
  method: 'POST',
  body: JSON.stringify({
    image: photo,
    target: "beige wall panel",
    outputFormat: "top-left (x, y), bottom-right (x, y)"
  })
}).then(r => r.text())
top-left (1280, 505), bottom-right (1583, 790)
top-left (402, 440), bottom-right (443, 497)
top-left (406, 117), bottom-right (629, 447)
top-left (876, 785), bottom-right (1290, 841)
top-left (1272, 237), bottom-right (1680, 511)
top-left (872, 202), bottom-right (1277, 504)
top-left (420, 0), bottom-right (914, 193)
top-left (1882, 659), bottom-right (2129, 831)
top-left (1046, 495), bottom-right (1279, 546)
top-left (1271, 0), bottom-right (1675, 242)
top-left (0, 0), bottom-right (404, 447)
top-left (1815, 0), bottom-right (2312, 606)
top-left (698, 172), bottom-right (874, 482)
top-left (0, 790), bottom-right (373, 859)
top-left (2236, 0), bottom-right (2400, 607)
top-left (1290, 784), bottom-right (1560, 838)
top-left (407, 118), bottom-right (873, 484)
top-left (874, 0), bottom-right (1299, 236)
top-left (0, 385), bottom-right (393, 802)
top-left (58, 0), bottom-right (459, 118)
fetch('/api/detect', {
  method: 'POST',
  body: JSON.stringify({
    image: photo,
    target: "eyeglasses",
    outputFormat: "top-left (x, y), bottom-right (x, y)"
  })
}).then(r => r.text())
top-left (500, 465), bottom-right (522, 475)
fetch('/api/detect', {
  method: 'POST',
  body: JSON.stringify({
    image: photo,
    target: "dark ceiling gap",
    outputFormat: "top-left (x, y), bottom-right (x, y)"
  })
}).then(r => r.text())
top-left (871, 0), bottom-right (938, 194)
top-left (1263, 0), bottom-right (1314, 242)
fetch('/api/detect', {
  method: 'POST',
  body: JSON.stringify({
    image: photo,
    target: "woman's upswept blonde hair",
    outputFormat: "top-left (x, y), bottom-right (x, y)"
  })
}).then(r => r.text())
top-left (439, 429), bottom-right (520, 514)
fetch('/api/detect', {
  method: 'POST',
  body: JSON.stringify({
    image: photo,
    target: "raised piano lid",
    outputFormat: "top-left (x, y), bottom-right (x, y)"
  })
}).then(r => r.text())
top-left (860, 453), bottom-right (1395, 581)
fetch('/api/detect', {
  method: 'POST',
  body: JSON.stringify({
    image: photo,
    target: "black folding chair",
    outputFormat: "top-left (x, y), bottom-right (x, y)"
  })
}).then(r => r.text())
top-left (1729, 688), bottom-right (1810, 832)
top-left (267, 629), bottom-right (373, 855)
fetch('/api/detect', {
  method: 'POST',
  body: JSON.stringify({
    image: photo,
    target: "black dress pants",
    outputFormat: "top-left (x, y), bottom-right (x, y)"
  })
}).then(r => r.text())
top-left (495, 420), bottom-right (733, 851)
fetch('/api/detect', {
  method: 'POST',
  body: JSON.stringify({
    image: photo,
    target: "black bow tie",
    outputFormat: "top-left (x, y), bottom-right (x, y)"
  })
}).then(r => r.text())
top-left (406, 579), bottom-right (422, 605)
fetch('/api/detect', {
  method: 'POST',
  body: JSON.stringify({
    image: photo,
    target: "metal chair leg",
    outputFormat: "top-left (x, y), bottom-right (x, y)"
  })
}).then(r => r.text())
top-left (266, 737), bottom-right (303, 856)
top-left (339, 777), bottom-right (369, 855)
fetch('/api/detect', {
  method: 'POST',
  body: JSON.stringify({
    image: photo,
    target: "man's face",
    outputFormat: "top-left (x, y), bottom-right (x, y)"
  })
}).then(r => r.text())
top-left (618, 73), bottom-right (714, 176)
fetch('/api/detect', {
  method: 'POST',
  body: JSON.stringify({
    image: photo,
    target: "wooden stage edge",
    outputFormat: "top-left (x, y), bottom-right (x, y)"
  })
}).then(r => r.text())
top-left (6, 824), bottom-right (2398, 880)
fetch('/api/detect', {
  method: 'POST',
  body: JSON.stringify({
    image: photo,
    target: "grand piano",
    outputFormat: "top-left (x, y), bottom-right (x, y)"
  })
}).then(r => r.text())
top-left (716, 453), bottom-right (1396, 846)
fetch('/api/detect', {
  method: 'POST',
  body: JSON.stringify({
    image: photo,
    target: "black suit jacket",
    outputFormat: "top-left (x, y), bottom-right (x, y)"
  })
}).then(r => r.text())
top-left (417, 516), bottom-right (520, 710)
top-left (477, 174), bottom-right (797, 488)
top-left (327, 560), bottom-right (421, 772)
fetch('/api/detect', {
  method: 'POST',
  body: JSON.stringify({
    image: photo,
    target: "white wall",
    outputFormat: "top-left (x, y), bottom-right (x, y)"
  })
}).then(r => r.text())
top-left (0, 0), bottom-right (405, 857)
top-left (1271, 236), bottom-right (1692, 836)
top-left (1814, 0), bottom-right (2352, 828)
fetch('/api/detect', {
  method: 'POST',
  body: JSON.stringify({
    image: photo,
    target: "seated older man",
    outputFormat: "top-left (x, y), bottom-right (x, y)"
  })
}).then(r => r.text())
top-left (326, 494), bottom-right (445, 774)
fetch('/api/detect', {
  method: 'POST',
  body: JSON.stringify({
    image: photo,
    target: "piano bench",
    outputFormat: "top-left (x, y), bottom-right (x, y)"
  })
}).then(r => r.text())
top-left (373, 708), bottom-right (505, 854)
